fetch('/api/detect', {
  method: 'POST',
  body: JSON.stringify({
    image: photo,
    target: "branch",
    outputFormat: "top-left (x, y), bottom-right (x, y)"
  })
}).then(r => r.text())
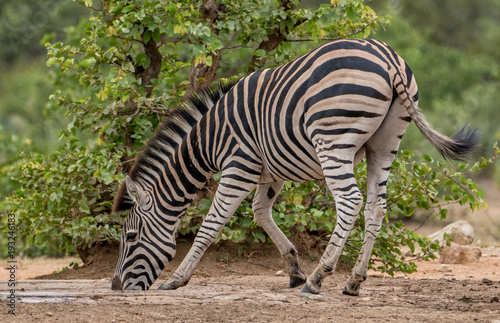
top-left (286, 24), bottom-right (372, 43)
top-left (185, 0), bottom-right (226, 97)
top-left (247, 0), bottom-right (307, 73)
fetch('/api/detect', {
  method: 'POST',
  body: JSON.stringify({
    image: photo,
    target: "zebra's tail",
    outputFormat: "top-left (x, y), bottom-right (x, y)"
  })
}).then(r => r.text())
top-left (395, 76), bottom-right (479, 161)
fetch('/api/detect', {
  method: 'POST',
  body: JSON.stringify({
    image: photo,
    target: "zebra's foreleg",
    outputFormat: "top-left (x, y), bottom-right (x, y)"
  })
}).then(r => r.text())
top-left (301, 160), bottom-right (363, 294)
top-left (158, 170), bottom-right (258, 290)
top-left (253, 181), bottom-right (306, 288)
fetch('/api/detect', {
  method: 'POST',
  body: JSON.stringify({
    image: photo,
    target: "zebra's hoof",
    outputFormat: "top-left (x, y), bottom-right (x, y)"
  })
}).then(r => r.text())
top-left (289, 275), bottom-right (306, 288)
top-left (342, 284), bottom-right (360, 296)
top-left (158, 279), bottom-right (185, 290)
top-left (158, 283), bottom-right (177, 290)
top-left (300, 283), bottom-right (320, 295)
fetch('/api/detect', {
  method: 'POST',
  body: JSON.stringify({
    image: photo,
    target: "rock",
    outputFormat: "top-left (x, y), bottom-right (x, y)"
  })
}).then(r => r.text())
top-left (439, 244), bottom-right (481, 264)
top-left (438, 265), bottom-right (452, 272)
top-left (482, 278), bottom-right (493, 285)
top-left (46, 312), bottom-right (54, 317)
top-left (428, 220), bottom-right (475, 245)
top-left (275, 270), bottom-right (286, 276)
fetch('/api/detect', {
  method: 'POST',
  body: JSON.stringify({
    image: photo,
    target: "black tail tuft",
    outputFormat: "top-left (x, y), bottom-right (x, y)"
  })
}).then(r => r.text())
top-left (445, 125), bottom-right (480, 161)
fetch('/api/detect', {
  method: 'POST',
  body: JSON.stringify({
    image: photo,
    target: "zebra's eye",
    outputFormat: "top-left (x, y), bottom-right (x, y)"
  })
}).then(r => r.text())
top-left (126, 230), bottom-right (138, 242)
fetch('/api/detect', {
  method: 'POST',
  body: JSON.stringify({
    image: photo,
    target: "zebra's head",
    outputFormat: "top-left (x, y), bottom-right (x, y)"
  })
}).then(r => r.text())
top-left (111, 176), bottom-right (178, 291)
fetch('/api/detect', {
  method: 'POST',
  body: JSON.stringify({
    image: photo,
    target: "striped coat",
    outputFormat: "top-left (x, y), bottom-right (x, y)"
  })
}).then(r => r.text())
top-left (111, 39), bottom-right (477, 294)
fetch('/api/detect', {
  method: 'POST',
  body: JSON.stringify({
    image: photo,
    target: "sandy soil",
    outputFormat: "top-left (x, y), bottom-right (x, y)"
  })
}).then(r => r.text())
top-left (1, 239), bottom-right (500, 322)
top-left (1, 272), bottom-right (499, 322)
top-left (0, 257), bottom-right (81, 280)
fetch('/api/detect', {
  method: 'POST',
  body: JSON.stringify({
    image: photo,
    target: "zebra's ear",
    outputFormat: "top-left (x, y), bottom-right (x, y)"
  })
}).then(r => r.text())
top-left (126, 176), bottom-right (148, 207)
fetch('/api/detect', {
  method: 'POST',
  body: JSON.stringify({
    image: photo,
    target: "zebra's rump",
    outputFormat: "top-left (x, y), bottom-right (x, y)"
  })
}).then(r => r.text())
top-left (225, 39), bottom-right (398, 182)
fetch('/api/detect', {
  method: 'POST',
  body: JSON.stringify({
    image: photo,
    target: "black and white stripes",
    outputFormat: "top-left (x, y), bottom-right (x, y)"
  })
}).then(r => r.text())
top-left (111, 39), bottom-right (478, 294)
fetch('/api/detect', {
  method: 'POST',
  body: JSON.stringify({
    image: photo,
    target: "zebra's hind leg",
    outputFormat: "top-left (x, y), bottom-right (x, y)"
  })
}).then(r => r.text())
top-left (342, 148), bottom-right (392, 296)
top-left (158, 166), bottom-right (259, 290)
top-left (301, 158), bottom-right (363, 294)
top-left (253, 181), bottom-right (306, 288)
top-left (343, 97), bottom-right (411, 296)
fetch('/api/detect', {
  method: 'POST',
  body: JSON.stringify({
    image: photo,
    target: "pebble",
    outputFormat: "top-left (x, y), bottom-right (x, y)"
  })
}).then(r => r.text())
top-left (438, 265), bottom-right (452, 272)
top-left (481, 278), bottom-right (493, 285)
top-left (275, 270), bottom-right (286, 276)
top-left (46, 312), bottom-right (54, 317)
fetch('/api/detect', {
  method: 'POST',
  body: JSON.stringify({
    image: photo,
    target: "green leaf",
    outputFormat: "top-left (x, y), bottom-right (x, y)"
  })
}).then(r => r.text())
top-left (253, 232), bottom-right (266, 243)
top-left (80, 198), bottom-right (90, 214)
top-left (422, 154), bottom-right (432, 162)
top-left (254, 49), bottom-right (266, 57)
top-left (363, 25), bottom-right (371, 38)
top-left (64, 59), bottom-right (74, 68)
top-left (153, 29), bottom-right (161, 42)
top-left (46, 57), bottom-right (58, 67)
top-left (201, 26), bottom-right (211, 37)
top-left (143, 30), bottom-right (152, 43)
top-left (80, 58), bottom-right (96, 69)
top-left (122, 4), bottom-right (135, 13)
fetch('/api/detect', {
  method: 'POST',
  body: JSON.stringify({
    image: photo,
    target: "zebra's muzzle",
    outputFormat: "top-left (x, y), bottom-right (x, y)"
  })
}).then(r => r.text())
top-left (111, 276), bottom-right (122, 290)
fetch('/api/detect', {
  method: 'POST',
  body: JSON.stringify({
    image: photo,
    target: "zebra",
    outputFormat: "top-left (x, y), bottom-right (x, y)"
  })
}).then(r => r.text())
top-left (111, 38), bottom-right (478, 294)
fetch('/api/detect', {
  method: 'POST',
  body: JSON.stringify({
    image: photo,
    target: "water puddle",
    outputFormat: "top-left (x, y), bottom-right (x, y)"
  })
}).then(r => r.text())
top-left (1, 291), bottom-right (77, 303)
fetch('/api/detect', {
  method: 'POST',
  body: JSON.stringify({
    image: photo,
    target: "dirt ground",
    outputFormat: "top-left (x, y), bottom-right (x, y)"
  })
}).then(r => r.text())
top-left (2, 274), bottom-right (500, 323)
top-left (1, 239), bottom-right (500, 322)
top-left (1, 179), bottom-right (499, 322)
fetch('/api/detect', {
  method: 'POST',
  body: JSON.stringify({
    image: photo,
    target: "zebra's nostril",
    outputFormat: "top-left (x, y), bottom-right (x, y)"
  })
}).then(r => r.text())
top-left (111, 276), bottom-right (122, 290)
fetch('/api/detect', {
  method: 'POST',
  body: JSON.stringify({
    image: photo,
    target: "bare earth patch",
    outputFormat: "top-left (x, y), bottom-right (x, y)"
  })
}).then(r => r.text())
top-left (1, 274), bottom-right (499, 322)
top-left (1, 240), bottom-right (500, 322)
top-left (0, 257), bottom-right (81, 280)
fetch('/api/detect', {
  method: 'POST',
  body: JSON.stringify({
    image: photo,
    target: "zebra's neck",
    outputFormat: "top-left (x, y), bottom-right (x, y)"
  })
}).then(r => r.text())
top-left (112, 79), bottom-right (240, 215)
top-left (140, 128), bottom-right (217, 215)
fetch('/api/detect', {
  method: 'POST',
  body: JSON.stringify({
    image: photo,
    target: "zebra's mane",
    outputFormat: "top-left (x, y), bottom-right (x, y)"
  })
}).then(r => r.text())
top-left (113, 78), bottom-right (239, 213)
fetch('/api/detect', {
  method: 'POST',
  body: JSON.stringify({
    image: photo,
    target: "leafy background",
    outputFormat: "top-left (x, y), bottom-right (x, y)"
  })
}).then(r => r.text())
top-left (0, 0), bottom-right (498, 274)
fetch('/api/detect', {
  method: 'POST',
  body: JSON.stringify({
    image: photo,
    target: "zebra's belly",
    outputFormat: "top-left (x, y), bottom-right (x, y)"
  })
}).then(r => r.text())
top-left (260, 140), bottom-right (325, 183)
top-left (258, 140), bottom-right (367, 184)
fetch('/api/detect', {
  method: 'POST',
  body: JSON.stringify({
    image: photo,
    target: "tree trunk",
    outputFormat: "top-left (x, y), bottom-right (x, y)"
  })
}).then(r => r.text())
top-left (185, 0), bottom-right (226, 97)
